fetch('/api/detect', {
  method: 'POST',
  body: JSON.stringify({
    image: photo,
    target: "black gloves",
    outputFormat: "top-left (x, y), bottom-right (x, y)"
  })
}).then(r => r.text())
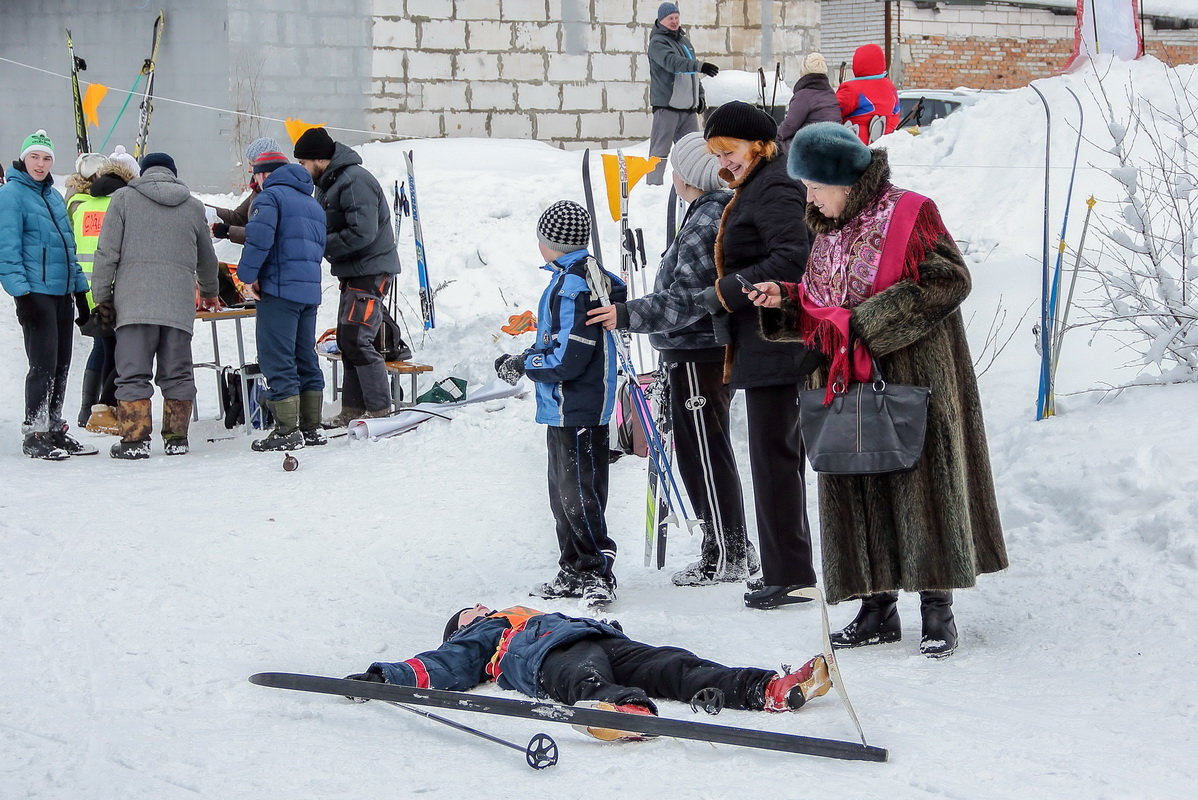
top-left (343, 667), bottom-right (385, 702)
top-left (212, 222), bottom-right (230, 240)
top-left (93, 301), bottom-right (115, 329)
top-left (700, 62), bottom-right (720, 78)
top-left (494, 353), bottom-right (526, 386)
top-left (73, 292), bottom-right (90, 327)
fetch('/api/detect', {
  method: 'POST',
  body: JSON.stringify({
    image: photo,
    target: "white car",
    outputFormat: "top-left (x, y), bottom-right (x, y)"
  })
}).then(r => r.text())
top-left (896, 89), bottom-right (989, 130)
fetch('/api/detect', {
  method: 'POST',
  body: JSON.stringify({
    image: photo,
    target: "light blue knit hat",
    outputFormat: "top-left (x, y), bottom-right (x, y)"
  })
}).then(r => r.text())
top-left (244, 137), bottom-right (284, 165)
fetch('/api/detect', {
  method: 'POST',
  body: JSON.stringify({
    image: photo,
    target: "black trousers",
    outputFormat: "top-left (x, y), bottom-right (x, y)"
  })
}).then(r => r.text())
top-left (15, 293), bottom-right (73, 433)
top-left (546, 425), bottom-right (615, 577)
top-left (538, 636), bottom-right (773, 711)
top-left (85, 334), bottom-right (118, 406)
top-left (667, 360), bottom-right (750, 569)
top-left (744, 383), bottom-right (817, 586)
top-left (337, 274), bottom-right (391, 412)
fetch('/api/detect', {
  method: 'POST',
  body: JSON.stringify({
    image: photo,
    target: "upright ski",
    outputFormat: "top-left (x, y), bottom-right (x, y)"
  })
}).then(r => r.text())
top-left (133, 10), bottom-right (165, 159)
top-left (644, 367), bottom-right (672, 569)
top-left (249, 672), bottom-right (888, 763)
top-left (581, 149), bottom-right (604, 263)
top-left (665, 185), bottom-right (681, 248)
top-left (66, 29), bottom-right (90, 155)
top-left (403, 151), bottom-right (435, 330)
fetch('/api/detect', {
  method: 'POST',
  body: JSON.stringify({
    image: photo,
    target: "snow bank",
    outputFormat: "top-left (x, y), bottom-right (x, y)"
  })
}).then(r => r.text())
top-left (1, 57), bottom-right (1195, 799)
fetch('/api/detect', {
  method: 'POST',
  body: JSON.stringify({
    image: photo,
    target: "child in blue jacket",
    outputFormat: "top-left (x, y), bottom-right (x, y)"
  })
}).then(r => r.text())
top-left (345, 603), bottom-right (833, 739)
top-left (495, 201), bottom-right (626, 605)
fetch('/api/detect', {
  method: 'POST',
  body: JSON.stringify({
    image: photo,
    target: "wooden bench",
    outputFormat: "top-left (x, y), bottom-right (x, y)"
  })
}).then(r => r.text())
top-left (319, 352), bottom-right (433, 408)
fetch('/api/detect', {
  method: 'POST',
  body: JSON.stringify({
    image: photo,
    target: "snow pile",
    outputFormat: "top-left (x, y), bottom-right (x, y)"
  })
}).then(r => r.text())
top-left (1, 58), bottom-right (1196, 798)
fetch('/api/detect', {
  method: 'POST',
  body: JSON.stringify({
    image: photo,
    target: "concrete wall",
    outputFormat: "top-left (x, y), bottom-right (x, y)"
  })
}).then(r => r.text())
top-left (225, 0), bottom-right (373, 190)
top-left (820, 0), bottom-right (888, 78)
top-left (367, 0), bottom-right (821, 150)
top-left (0, 0), bottom-right (372, 192)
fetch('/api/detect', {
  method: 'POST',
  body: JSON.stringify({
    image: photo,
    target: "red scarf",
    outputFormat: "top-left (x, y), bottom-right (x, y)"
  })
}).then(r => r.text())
top-left (782, 188), bottom-right (946, 403)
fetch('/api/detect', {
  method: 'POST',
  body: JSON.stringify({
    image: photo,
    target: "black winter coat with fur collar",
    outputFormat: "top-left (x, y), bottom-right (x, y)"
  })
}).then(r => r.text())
top-left (710, 152), bottom-right (821, 388)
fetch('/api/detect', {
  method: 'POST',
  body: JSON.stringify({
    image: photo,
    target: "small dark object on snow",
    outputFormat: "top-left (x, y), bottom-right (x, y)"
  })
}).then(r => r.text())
top-left (283, 453), bottom-right (299, 471)
top-left (690, 687), bottom-right (725, 715)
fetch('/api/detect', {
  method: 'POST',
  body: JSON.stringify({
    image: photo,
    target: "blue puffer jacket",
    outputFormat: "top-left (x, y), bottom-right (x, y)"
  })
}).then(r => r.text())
top-left (522, 249), bottom-right (626, 427)
top-left (0, 166), bottom-right (87, 297)
top-left (370, 609), bottom-right (626, 698)
top-left (236, 164), bottom-right (326, 305)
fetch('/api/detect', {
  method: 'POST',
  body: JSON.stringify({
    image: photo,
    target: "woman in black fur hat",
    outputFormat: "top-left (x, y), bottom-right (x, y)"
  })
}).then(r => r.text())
top-left (749, 122), bottom-right (1008, 658)
top-left (698, 101), bottom-right (823, 611)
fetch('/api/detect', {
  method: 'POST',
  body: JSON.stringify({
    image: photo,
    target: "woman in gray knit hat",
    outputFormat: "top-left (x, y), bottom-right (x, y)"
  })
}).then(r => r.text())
top-left (588, 133), bottom-right (759, 588)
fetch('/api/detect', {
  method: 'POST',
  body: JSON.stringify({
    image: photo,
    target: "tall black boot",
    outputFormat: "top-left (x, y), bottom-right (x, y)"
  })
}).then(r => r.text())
top-left (919, 591), bottom-right (958, 659)
top-left (829, 591), bottom-right (901, 649)
top-left (78, 368), bottom-right (100, 427)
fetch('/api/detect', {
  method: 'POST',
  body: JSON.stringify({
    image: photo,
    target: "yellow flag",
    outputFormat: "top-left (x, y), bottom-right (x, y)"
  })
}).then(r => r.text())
top-left (82, 84), bottom-right (108, 128)
top-left (284, 117), bottom-right (326, 145)
top-left (600, 154), bottom-right (661, 221)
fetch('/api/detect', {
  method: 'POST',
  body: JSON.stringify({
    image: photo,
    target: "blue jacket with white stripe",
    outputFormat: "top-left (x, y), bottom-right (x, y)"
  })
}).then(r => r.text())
top-left (522, 249), bottom-right (625, 427)
top-left (369, 609), bottom-right (627, 699)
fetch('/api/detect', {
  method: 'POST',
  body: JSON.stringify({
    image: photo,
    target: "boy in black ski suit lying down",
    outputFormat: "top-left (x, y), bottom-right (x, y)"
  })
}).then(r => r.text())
top-left (347, 605), bottom-right (832, 739)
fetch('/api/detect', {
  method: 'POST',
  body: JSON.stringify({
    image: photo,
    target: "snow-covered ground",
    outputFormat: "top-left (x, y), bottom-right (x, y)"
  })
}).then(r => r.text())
top-left (3, 58), bottom-right (1196, 799)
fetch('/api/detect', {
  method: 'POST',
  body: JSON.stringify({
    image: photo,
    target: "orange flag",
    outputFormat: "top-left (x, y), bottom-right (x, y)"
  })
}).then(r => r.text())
top-left (284, 117), bottom-right (326, 145)
top-left (600, 154), bottom-right (661, 221)
top-left (82, 84), bottom-right (108, 127)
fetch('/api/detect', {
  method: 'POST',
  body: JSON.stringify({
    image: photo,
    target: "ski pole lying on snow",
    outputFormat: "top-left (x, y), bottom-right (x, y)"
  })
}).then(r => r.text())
top-left (378, 700), bottom-right (559, 770)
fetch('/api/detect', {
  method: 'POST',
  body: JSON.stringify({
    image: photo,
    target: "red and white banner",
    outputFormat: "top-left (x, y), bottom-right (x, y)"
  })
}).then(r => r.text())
top-left (1066, 0), bottom-right (1144, 69)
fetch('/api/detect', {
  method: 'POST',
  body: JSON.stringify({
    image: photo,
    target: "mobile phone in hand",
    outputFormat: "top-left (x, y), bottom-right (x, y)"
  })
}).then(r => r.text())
top-left (735, 273), bottom-right (761, 297)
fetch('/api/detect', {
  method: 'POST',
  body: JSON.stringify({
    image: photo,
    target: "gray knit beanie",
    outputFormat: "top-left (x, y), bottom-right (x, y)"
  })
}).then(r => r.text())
top-left (669, 132), bottom-right (724, 193)
top-left (244, 137), bottom-right (284, 165)
top-left (537, 200), bottom-right (591, 254)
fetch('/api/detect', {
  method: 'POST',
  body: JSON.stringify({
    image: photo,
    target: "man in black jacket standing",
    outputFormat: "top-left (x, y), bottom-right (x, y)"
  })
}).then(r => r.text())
top-left (645, 3), bottom-right (718, 185)
top-left (294, 127), bottom-right (402, 425)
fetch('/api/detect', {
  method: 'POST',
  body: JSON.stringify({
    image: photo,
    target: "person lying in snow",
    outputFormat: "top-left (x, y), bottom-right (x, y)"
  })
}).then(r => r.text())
top-left (346, 604), bottom-right (832, 739)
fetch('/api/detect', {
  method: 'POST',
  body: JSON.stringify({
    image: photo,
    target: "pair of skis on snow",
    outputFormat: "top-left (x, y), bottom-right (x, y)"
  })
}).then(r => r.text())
top-left (67, 10), bottom-right (164, 157)
top-left (581, 150), bottom-right (692, 569)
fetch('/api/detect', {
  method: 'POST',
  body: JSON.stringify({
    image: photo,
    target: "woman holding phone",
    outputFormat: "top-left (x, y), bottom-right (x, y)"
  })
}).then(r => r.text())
top-left (696, 101), bottom-right (823, 610)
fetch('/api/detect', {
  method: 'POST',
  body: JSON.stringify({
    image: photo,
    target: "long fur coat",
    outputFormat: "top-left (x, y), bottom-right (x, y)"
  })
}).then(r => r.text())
top-left (761, 150), bottom-right (1008, 603)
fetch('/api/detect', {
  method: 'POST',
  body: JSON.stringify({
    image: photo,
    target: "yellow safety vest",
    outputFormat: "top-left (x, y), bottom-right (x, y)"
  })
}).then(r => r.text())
top-left (70, 194), bottom-right (112, 307)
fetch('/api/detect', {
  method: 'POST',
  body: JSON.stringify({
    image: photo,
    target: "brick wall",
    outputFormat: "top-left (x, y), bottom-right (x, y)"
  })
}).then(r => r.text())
top-left (825, 1), bottom-right (1198, 90)
top-left (368, 0), bottom-right (820, 149)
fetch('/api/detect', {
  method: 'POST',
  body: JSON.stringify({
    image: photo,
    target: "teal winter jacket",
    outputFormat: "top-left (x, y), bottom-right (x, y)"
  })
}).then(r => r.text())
top-left (0, 166), bottom-right (87, 297)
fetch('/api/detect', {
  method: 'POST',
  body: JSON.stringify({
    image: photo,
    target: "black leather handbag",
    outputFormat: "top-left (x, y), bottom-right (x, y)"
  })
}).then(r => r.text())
top-left (798, 363), bottom-right (930, 475)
